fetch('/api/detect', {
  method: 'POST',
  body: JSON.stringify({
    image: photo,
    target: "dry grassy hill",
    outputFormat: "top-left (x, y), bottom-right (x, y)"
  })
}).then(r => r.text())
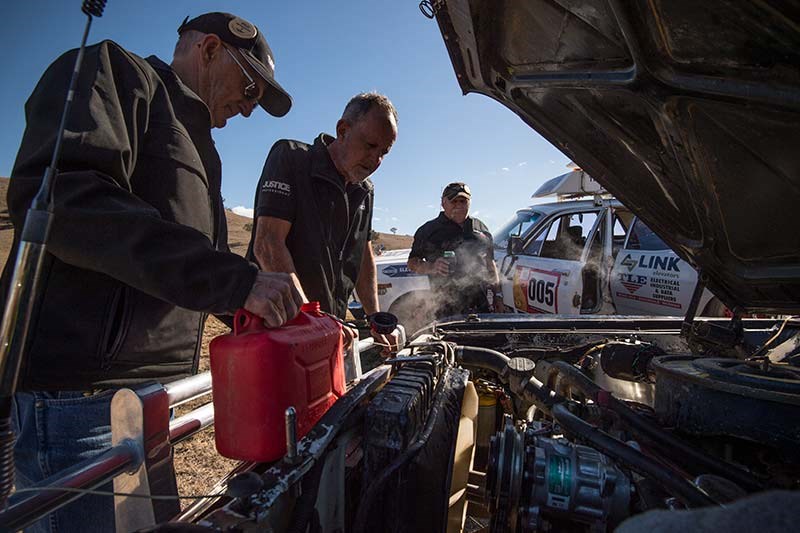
top-left (372, 230), bottom-right (413, 251)
top-left (224, 210), bottom-right (413, 254)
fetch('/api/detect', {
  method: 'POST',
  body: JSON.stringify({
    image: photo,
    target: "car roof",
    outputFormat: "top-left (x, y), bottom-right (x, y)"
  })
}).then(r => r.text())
top-left (518, 198), bottom-right (623, 216)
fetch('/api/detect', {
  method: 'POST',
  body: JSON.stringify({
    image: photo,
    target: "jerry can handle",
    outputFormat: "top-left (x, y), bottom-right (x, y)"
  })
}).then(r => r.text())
top-left (233, 302), bottom-right (322, 335)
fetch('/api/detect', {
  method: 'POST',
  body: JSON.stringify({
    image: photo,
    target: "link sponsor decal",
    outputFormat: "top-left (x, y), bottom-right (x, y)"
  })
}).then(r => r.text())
top-left (513, 266), bottom-right (560, 314)
top-left (620, 254), bottom-right (637, 272)
top-left (381, 264), bottom-right (422, 278)
top-left (619, 253), bottom-right (680, 272)
top-left (616, 252), bottom-right (684, 309)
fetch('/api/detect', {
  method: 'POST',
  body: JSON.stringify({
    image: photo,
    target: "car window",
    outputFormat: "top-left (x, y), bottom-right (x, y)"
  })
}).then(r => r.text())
top-left (493, 210), bottom-right (542, 250)
top-left (614, 216), bottom-right (628, 238)
top-left (569, 212), bottom-right (598, 238)
top-left (625, 218), bottom-right (668, 251)
top-left (524, 211), bottom-right (598, 260)
top-left (523, 217), bottom-right (556, 256)
top-left (612, 210), bottom-right (630, 258)
top-left (615, 209), bottom-right (634, 231)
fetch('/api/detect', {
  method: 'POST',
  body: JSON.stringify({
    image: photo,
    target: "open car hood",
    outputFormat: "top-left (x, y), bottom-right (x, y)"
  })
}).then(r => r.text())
top-left (434, 0), bottom-right (800, 314)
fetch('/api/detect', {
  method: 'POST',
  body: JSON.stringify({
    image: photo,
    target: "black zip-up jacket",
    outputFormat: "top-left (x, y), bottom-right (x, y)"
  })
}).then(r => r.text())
top-left (0, 41), bottom-right (258, 391)
top-left (409, 213), bottom-right (494, 313)
top-left (246, 135), bottom-right (373, 318)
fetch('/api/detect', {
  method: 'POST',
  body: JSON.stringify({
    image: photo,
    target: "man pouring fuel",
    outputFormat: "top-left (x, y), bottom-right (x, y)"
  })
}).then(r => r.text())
top-left (1, 12), bottom-right (302, 532)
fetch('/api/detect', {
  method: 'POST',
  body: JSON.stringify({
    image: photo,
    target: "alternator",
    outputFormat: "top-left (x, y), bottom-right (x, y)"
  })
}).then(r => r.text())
top-left (488, 418), bottom-right (630, 532)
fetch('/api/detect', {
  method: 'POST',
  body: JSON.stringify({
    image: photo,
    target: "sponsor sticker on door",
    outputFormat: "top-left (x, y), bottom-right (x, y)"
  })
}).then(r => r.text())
top-left (615, 253), bottom-right (683, 309)
top-left (514, 266), bottom-right (560, 314)
top-left (381, 264), bottom-right (420, 278)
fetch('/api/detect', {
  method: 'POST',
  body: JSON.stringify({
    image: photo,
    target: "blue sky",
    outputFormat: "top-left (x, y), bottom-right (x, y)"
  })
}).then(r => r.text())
top-left (0, 0), bottom-right (569, 236)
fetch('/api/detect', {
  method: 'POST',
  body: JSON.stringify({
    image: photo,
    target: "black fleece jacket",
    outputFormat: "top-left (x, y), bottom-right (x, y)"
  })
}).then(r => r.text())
top-left (0, 41), bottom-right (257, 390)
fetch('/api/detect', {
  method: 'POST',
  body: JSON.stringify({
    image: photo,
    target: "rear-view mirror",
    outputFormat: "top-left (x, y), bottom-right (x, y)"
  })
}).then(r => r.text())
top-left (508, 236), bottom-right (524, 256)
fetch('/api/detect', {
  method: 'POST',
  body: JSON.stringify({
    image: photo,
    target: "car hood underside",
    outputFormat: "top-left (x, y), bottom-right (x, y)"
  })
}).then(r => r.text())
top-left (434, 0), bottom-right (800, 314)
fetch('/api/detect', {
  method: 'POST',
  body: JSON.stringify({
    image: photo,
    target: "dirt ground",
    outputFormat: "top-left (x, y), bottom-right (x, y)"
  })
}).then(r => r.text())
top-left (0, 177), bottom-right (410, 502)
top-left (171, 317), bottom-right (240, 502)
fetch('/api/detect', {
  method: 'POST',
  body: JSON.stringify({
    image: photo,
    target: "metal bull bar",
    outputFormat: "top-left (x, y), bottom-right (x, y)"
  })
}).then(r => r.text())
top-left (0, 382), bottom-right (183, 532)
top-left (0, 330), bottom-right (398, 531)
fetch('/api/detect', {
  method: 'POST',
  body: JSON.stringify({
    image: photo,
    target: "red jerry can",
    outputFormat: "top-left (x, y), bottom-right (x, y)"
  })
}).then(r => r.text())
top-left (210, 302), bottom-right (345, 462)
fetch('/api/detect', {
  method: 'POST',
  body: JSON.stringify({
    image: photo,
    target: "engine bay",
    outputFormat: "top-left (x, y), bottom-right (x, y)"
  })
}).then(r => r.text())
top-left (169, 314), bottom-right (800, 532)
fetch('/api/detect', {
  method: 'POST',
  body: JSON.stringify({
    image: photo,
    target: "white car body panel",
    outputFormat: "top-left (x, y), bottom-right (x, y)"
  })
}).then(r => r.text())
top-left (374, 250), bottom-right (429, 312)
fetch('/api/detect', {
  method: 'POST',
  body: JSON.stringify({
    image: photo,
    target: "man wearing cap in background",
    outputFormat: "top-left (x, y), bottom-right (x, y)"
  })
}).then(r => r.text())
top-left (407, 182), bottom-right (504, 320)
top-left (1, 12), bottom-right (300, 531)
top-left (247, 93), bottom-right (399, 351)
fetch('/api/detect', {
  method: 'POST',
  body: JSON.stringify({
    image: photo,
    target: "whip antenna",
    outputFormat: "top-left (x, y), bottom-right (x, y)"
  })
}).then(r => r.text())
top-left (82, 0), bottom-right (107, 17)
top-left (0, 0), bottom-right (109, 507)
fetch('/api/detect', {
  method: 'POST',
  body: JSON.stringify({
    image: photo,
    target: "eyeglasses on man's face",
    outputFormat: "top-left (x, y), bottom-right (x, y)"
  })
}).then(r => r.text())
top-left (223, 46), bottom-right (260, 101)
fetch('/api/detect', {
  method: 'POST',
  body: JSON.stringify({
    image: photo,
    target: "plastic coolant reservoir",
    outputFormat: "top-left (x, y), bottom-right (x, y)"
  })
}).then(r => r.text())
top-left (210, 302), bottom-right (345, 462)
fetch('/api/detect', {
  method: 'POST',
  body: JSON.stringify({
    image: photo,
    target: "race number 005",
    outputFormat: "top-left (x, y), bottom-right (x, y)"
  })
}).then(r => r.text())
top-left (528, 278), bottom-right (555, 307)
top-left (524, 268), bottom-right (560, 313)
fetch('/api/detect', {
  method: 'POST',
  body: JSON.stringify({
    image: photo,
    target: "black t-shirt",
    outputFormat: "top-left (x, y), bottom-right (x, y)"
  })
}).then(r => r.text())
top-left (246, 134), bottom-right (373, 318)
top-left (409, 213), bottom-right (494, 313)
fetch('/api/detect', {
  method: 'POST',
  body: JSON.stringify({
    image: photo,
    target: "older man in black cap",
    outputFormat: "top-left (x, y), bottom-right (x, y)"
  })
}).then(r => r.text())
top-left (407, 182), bottom-right (503, 321)
top-left (2, 12), bottom-right (300, 531)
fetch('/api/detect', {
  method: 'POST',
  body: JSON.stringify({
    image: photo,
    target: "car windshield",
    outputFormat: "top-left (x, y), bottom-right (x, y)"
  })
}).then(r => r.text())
top-left (493, 210), bottom-right (542, 250)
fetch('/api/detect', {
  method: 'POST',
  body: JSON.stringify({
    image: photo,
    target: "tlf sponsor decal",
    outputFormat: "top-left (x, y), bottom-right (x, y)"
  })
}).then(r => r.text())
top-left (618, 273), bottom-right (647, 293)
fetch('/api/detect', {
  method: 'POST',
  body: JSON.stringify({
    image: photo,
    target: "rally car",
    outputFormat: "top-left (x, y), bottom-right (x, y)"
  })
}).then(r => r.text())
top-left (369, 169), bottom-right (723, 331)
top-left (500, 199), bottom-right (724, 318)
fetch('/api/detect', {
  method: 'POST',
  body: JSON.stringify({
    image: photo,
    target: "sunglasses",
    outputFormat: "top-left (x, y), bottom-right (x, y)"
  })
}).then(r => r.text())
top-left (223, 46), bottom-right (260, 101)
top-left (444, 183), bottom-right (471, 198)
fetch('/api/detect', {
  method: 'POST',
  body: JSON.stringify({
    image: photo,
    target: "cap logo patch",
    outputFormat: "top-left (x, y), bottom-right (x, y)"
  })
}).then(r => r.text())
top-left (228, 17), bottom-right (257, 39)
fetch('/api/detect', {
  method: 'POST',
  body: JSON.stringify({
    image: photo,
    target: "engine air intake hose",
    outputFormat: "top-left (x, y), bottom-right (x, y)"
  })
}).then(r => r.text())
top-left (455, 346), bottom-right (510, 380)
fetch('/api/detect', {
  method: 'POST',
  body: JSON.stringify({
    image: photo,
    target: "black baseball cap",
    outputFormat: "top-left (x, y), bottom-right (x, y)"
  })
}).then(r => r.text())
top-left (442, 182), bottom-right (471, 200)
top-left (178, 12), bottom-right (292, 117)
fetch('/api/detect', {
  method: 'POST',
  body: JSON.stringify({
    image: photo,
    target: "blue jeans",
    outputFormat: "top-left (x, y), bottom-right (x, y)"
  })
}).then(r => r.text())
top-left (12, 390), bottom-right (116, 533)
